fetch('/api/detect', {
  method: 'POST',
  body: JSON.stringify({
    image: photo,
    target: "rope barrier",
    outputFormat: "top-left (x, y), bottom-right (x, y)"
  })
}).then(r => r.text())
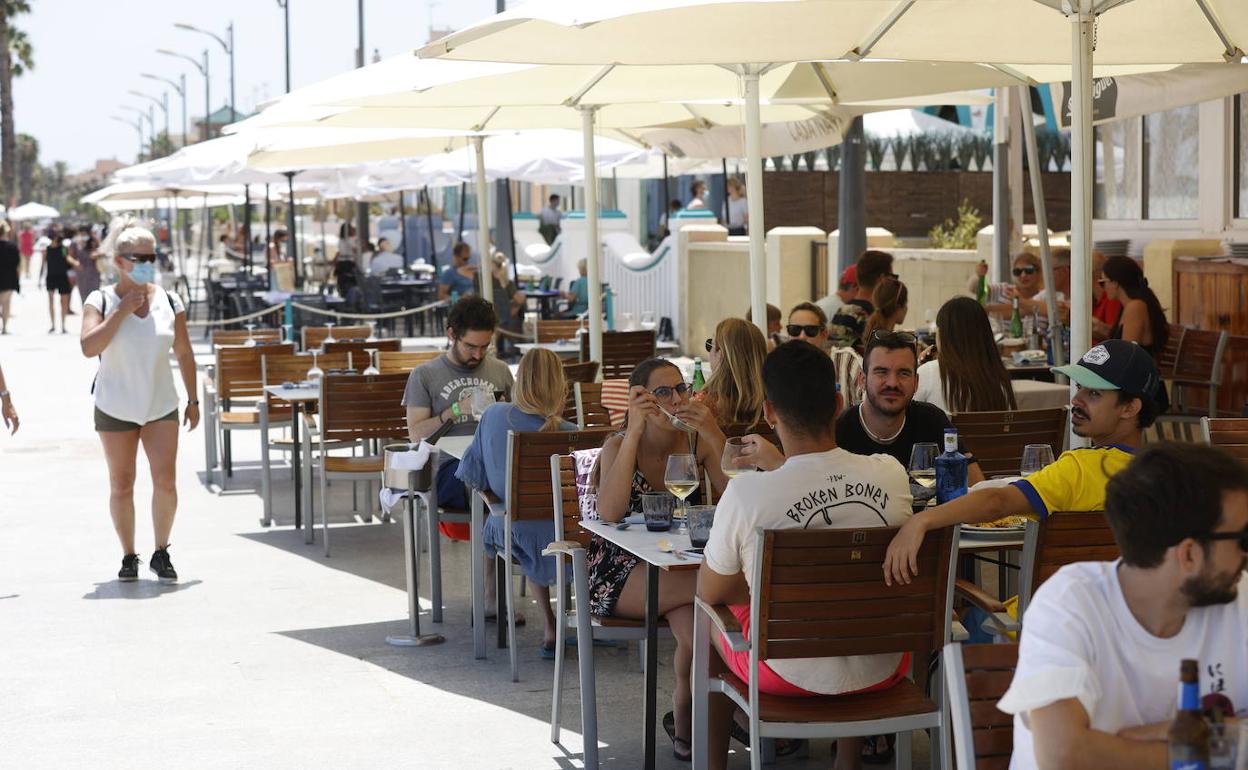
top-left (289, 299), bottom-right (448, 321)
top-left (186, 304), bottom-right (285, 328)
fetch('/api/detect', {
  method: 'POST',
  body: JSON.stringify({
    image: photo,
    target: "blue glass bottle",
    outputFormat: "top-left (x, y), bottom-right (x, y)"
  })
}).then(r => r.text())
top-left (935, 428), bottom-right (968, 504)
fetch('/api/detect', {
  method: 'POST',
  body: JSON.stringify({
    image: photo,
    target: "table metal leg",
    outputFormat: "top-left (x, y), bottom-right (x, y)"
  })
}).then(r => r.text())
top-left (643, 563), bottom-right (659, 770)
top-left (472, 494), bottom-right (486, 659)
top-left (291, 404), bottom-right (302, 530)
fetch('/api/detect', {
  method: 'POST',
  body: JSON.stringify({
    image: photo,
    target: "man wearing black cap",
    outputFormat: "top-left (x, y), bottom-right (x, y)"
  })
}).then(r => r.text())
top-left (883, 339), bottom-right (1161, 585)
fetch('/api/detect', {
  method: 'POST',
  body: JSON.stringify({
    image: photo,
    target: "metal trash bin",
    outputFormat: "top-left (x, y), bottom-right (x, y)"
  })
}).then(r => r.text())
top-left (383, 442), bottom-right (433, 491)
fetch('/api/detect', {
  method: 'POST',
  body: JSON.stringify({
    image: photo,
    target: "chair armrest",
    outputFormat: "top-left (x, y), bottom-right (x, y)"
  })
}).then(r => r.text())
top-left (694, 596), bottom-right (748, 652)
top-left (955, 578), bottom-right (1006, 614)
top-left (542, 540), bottom-right (584, 557)
top-left (982, 612), bottom-right (1019, 637)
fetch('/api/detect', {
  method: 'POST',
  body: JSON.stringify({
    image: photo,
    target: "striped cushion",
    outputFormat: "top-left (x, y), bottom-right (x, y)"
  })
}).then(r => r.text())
top-left (599, 379), bottom-right (630, 428)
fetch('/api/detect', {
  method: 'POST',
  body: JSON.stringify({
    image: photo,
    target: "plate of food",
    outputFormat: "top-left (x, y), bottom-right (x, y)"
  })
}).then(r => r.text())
top-left (963, 515), bottom-right (1030, 539)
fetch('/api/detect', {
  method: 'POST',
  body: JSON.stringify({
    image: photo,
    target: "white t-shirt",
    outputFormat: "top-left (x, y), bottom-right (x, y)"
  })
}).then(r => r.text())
top-left (703, 447), bottom-right (913, 694)
top-left (998, 562), bottom-right (1248, 770)
top-left (915, 360), bottom-right (949, 415)
top-left (727, 196), bottom-right (748, 229)
top-left (86, 285), bottom-right (185, 425)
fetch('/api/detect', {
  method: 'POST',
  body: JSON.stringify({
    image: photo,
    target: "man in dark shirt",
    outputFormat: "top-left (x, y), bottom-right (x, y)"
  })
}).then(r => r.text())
top-left (827, 249), bottom-right (896, 351)
top-left (836, 330), bottom-right (985, 485)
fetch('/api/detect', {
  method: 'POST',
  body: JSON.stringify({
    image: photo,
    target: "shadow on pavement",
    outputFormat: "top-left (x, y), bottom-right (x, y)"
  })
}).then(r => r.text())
top-left (83, 578), bottom-right (204, 600)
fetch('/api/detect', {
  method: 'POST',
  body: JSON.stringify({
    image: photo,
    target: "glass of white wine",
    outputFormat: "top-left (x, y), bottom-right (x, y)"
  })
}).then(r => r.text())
top-left (720, 437), bottom-right (754, 480)
top-left (664, 453), bottom-right (699, 522)
top-left (305, 350), bottom-right (324, 382)
top-left (909, 442), bottom-right (938, 503)
top-left (362, 348), bottom-right (380, 376)
top-left (244, 323), bottom-right (258, 347)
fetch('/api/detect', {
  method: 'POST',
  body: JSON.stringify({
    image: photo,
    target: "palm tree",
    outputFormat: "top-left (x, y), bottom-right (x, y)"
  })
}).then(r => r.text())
top-left (15, 131), bottom-right (34, 202)
top-left (0, 1), bottom-right (33, 208)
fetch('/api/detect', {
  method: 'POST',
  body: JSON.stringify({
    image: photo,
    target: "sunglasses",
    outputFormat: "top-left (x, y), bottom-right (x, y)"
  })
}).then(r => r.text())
top-left (871, 330), bottom-right (918, 345)
top-left (787, 324), bottom-right (824, 338)
top-left (651, 382), bottom-right (692, 400)
top-left (704, 338), bottom-right (714, 353)
top-left (121, 252), bottom-right (157, 264)
top-left (1012, 266), bottom-right (1038, 276)
top-left (1198, 528), bottom-right (1248, 552)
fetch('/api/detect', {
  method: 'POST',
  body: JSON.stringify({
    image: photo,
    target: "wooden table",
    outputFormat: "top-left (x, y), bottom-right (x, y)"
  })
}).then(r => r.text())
top-left (579, 519), bottom-right (699, 770)
top-left (264, 383), bottom-right (319, 535)
top-left (1004, 359), bottom-right (1056, 382)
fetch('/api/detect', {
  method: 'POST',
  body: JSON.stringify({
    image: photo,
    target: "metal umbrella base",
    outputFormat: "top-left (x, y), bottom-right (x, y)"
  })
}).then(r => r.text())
top-left (385, 485), bottom-right (445, 647)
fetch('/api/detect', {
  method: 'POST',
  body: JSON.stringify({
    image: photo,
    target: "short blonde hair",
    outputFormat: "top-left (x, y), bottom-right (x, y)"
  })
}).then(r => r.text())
top-left (102, 215), bottom-right (156, 257)
top-left (510, 348), bottom-right (567, 431)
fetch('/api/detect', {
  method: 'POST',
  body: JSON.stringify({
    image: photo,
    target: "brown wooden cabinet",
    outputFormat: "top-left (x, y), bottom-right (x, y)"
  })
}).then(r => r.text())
top-left (1173, 259), bottom-right (1248, 335)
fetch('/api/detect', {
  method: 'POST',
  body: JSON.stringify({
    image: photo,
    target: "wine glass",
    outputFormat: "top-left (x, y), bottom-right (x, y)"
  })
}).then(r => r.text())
top-left (664, 453), bottom-right (699, 521)
top-left (469, 386), bottom-right (494, 418)
top-left (640, 310), bottom-right (657, 331)
top-left (244, 323), bottom-right (258, 347)
top-left (365, 321), bottom-right (377, 341)
top-left (720, 437), bottom-right (754, 480)
top-left (323, 322), bottom-right (336, 347)
top-left (305, 350), bottom-right (324, 382)
top-left (363, 348), bottom-right (380, 376)
top-left (908, 442), bottom-right (938, 501)
top-left (1020, 444), bottom-right (1055, 477)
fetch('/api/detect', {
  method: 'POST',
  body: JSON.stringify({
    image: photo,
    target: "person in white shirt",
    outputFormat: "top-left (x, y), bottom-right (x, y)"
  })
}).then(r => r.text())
top-left (914, 296), bottom-right (1017, 416)
top-left (367, 237), bottom-right (404, 275)
top-left (80, 218), bottom-right (198, 584)
top-left (997, 442), bottom-right (1248, 770)
top-left (687, 179), bottom-right (708, 210)
top-left (538, 194), bottom-right (562, 245)
top-left (725, 177), bottom-right (748, 236)
top-left (698, 340), bottom-right (914, 770)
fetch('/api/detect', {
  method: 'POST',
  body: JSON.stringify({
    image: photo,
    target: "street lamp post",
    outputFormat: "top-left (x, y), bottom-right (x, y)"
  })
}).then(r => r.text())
top-left (111, 115), bottom-right (145, 161)
top-left (129, 89), bottom-right (170, 139)
top-left (176, 21), bottom-right (234, 122)
top-left (142, 72), bottom-right (186, 147)
top-left (157, 48), bottom-right (209, 141)
top-left (120, 105), bottom-right (154, 150)
top-left (276, 1), bottom-right (291, 93)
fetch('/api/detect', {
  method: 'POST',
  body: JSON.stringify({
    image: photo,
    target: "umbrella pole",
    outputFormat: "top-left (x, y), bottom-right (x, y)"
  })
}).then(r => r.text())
top-left (837, 117), bottom-right (867, 275)
top-left (473, 136), bottom-right (493, 307)
top-left (399, 190), bottom-right (409, 267)
top-left (662, 154), bottom-right (669, 221)
top-left (1019, 85), bottom-right (1065, 367)
top-left (243, 184), bottom-right (252, 276)
top-left (741, 67), bottom-right (767, 337)
top-left (992, 89), bottom-right (1012, 281)
top-left (264, 184), bottom-right (272, 270)
top-left (721, 158), bottom-right (729, 225)
top-left (505, 178), bottom-right (518, 286)
top-left (457, 182), bottom-right (467, 244)
top-left (581, 107), bottom-right (604, 364)
top-left (1068, 0), bottom-right (1095, 446)
top-left (423, 185), bottom-right (438, 271)
top-left (285, 172), bottom-right (300, 289)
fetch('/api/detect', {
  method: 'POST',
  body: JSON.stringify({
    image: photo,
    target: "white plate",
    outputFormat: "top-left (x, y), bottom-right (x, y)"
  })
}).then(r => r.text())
top-left (961, 525), bottom-right (1025, 541)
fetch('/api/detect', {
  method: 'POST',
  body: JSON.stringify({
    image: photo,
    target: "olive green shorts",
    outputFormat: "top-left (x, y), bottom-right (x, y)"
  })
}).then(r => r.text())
top-left (94, 407), bottom-right (179, 433)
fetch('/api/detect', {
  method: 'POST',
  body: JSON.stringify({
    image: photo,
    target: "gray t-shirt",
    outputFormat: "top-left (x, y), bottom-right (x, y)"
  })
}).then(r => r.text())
top-left (401, 353), bottom-right (515, 436)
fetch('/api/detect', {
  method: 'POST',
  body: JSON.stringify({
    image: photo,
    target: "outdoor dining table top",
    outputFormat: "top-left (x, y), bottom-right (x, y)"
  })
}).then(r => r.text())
top-left (263, 383), bottom-right (320, 403)
top-left (431, 434), bottom-right (472, 461)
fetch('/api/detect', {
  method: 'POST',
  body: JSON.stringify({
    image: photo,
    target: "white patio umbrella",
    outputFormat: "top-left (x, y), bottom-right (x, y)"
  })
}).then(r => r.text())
top-left (9, 202), bottom-right (60, 220)
top-left (420, 0), bottom-right (1248, 384)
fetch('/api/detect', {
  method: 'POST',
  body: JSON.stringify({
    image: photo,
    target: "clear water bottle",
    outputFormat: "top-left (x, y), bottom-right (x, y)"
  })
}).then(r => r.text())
top-left (935, 428), bottom-right (968, 504)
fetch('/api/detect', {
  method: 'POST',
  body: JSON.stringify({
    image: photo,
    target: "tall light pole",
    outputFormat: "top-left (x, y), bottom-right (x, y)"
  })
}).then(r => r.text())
top-left (111, 115), bottom-right (145, 161)
top-left (129, 89), bottom-right (169, 139)
top-left (157, 48), bottom-right (210, 141)
top-left (276, 1), bottom-right (291, 93)
top-left (120, 104), bottom-right (154, 149)
top-left (175, 21), bottom-right (234, 122)
top-left (142, 72), bottom-right (186, 147)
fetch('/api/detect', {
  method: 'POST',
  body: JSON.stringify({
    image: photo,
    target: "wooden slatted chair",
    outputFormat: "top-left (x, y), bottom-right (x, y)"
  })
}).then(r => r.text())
top-left (561, 360), bottom-right (599, 384)
top-left (536, 318), bottom-right (586, 343)
top-left (951, 407), bottom-right (1069, 477)
top-left (208, 342), bottom-right (295, 489)
top-left (377, 349), bottom-right (441, 374)
top-left (302, 324), bottom-right (372, 351)
top-left (544, 450), bottom-right (676, 769)
top-left (469, 429), bottom-right (613, 682)
top-left (314, 373), bottom-right (410, 556)
top-left (580, 329), bottom-right (656, 380)
top-left (943, 642), bottom-right (1019, 770)
top-left (211, 328), bottom-right (282, 347)
top-left (692, 526), bottom-right (959, 770)
top-left (1156, 323), bottom-right (1185, 379)
top-left (1201, 417), bottom-right (1248, 460)
top-left (572, 382), bottom-right (615, 429)
top-left (1171, 329), bottom-right (1229, 417)
top-left (323, 338), bottom-right (402, 361)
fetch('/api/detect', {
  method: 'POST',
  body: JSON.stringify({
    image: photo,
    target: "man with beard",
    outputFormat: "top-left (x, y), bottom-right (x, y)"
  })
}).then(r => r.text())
top-left (883, 338), bottom-right (1158, 585)
top-left (997, 442), bottom-right (1248, 770)
top-left (836, 330), bottom-right (985, 485)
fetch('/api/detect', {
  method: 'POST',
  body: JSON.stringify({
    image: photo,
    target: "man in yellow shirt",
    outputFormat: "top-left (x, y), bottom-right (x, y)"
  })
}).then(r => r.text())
top-left (883, 339), bottom-right (1161, 585)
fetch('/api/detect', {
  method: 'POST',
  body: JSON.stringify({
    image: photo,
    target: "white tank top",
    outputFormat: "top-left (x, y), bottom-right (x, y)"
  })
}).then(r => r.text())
top-left (87, 285), bottom-right (184, 424)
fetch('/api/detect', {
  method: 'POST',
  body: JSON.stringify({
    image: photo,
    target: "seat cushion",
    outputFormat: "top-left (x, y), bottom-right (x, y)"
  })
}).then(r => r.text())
top-left (323, 455), bottom-right (384, 474)
top-left (718, 670), bottom-right (935, 724)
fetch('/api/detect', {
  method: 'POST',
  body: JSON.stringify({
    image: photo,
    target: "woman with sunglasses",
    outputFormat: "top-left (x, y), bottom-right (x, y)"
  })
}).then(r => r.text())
top-left (699, 318), bottom-right (767, 430)
top-left (592, 358), bottom-right (729, 760)
top-left (81, 218), bottom-right (198, 584)
top-left (788, 302), bottom-right (864, 406)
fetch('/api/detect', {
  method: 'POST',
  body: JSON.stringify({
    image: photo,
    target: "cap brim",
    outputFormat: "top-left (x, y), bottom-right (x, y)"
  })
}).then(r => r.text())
top-left (1051, 363), bottom-right (1119, 391)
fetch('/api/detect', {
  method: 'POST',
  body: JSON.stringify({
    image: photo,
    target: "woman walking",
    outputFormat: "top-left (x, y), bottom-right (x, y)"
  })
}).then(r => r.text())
top-left (0, 223), bottom-right (20, 334)
top-left (41, 226), bottom-right (77, 334)
top-left (80, 218), bottom-right (198, 582)
top-left (74, 233), bottom-right (102, 309)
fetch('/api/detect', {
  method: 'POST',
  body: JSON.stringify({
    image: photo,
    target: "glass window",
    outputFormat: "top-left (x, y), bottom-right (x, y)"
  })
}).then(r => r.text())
top-left (1094, 119), bottom-right (1141, 220)
top-left (1236, 95), bottom-right (1246, 219)
top-left (1144, 105), bottom-right (1199, 220)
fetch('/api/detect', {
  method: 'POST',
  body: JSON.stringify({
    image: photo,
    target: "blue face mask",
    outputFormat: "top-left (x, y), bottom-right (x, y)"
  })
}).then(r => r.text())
top-left (129, 262), bottom-right (156, 285)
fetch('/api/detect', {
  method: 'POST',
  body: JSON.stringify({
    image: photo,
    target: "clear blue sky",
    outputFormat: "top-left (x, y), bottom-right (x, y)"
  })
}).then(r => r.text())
top-left (14, 0), bottom-right (498, 171)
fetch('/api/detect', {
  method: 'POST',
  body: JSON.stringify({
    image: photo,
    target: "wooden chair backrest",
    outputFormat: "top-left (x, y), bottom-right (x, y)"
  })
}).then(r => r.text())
top-left (505, 429), bottom-right (612, 524)
top-left (562, 360), bottom-right (600, 384)
top-left (377, 350), bottom-right (441, 374)
top-left (755, 526), bottom-right (955, 689)
top-left (723, 420), bottom-right (779, 448)
top-left (260, 351), bottom-right (350, 388)
top-left (580, 330), bottom-right (657, 380)
top-left (951, 407), bottom-right (1068, 477)
top-left (212, 329), bottom-right (282, 347)
top-left (216, 343), bottom-right (296, 401)
top-left (319, 373), bottom-right (410, 443)
top-left (324, 338), bottom-right (402, 358)
top-left (574, 382), bottom-right (615, 429)
top-left (551, 454), bottom-right (586, 546)
top-left (1202, 417), bottom-right (1248, 460)
top-left (302, 325), bottom-right (373, 351)
top-left (959, 643), bottom-right (1019, 770)
top-left (1018, 512), bottom-right (1118, 615)
top-left (536, 318), bottom-right (586, 343)
top-left (1173, 328), bottom-right (1228, 385)
top-left (1156, 323), bottom-right (1186, 378)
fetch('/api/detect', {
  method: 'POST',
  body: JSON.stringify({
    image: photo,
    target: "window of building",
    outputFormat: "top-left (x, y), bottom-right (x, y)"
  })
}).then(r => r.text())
top-left (1143, 105), bottom-right (1199, 220)
top-left (1094, 119), bottom-right (1141, 220)
top-left (1236, 94), bottom-right (1246, 219)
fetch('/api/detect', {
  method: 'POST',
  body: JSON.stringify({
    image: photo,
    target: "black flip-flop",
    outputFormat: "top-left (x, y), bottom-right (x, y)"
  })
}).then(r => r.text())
top-left (860, 734), bottom-right (896, 765)
top-left (662, 711), bottom-right (692, 762)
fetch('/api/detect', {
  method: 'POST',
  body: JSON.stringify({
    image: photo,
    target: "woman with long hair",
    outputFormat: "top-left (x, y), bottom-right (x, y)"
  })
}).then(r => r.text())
top-left (1100, 255), bottom-right (1170, 412)
top-left (862, 277), bottom-right (909, 344)
top-left (700, 317), bottom-right (767, 429)
top-left (80, 217), bottom-right (198, 582)
top-left (592, 357), bottom-right (729, 760)
top-left (456, 348), bottom-right (573, 654)
top-left (916, 296), bottom-right (1017, 415)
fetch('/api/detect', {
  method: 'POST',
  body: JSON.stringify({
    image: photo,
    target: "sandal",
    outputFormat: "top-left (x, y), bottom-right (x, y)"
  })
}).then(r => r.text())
top-left (662, 711), bottom-right (692, 762)
top-left (483, 610), bottom-right (526, 626)
top-left (860, 734), bottom-right (896, 765)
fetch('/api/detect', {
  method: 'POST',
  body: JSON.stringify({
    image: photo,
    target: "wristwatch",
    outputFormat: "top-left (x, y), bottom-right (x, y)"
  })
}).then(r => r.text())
top-left (0, 390), bottom-right (9, 399)
top-left (186, 399), bottom-right (199, 406)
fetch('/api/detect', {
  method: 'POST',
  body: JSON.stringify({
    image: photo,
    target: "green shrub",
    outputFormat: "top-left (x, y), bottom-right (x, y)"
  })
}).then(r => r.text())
top-left (928, 199), bottom-right (983, 249)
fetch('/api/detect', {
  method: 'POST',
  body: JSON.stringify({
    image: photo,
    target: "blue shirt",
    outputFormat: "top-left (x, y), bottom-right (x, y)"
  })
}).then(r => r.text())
top-left (568, 276), bottom-right (589, 316)
top-left (439, 266), bottom-right (477, 297)
top-left (455, 402), bottom-right (575, 510)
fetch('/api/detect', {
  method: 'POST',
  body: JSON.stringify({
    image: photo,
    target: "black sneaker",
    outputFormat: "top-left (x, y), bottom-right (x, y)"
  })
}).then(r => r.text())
top-left (149, 546), bottom-right (178, 583)
top-left (119, 553), bottom-right (141, 582)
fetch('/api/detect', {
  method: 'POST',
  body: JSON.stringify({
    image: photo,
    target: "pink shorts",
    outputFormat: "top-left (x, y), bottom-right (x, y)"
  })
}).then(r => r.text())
top-left (718, 604), bottom-right (912, 697)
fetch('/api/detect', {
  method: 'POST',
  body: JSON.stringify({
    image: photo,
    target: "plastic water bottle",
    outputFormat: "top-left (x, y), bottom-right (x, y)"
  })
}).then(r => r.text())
top-left (692, 358), bottom-right (706, 392)
top-left (450, 290), bottom-right (460, 306)
top-left (935, 428), bottom-right (968, 504)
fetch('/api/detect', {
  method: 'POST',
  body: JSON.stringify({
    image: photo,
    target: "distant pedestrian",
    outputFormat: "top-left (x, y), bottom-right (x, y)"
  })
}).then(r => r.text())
top-left (17, 222), bottom-right (33, 277)
top-left (538, 194), bottom-right (562, 245)
top-left (40, 226), bottom-right (78, 334)
top-left (0, 223), bottom-right (20, 334)
top-left (74, 233), bottom-right (102, 308)
top-left (81, 217), bottom-right (198, 584)
top-left (725, 177), bottom-right (747, 236)
top-left (687, 179), bottom-right (708, 210)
